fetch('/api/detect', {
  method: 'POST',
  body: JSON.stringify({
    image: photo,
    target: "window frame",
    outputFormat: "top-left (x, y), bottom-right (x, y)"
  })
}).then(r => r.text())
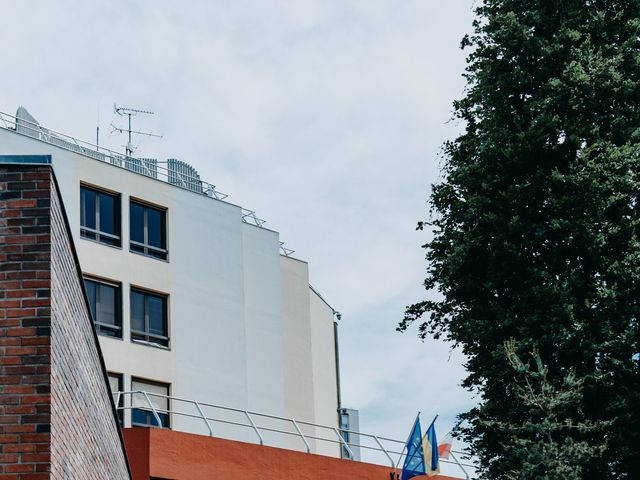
top-left (131, 378), bottom-right (170, 428)
top-left (84, 276), bottom-right (122, 339)
top-left (129, 199), bottom-right (168, 260)
top-left (130, 286), bottom-right (169, 348)
top-left (80, 184), bottom-right (121, 247)
top-left (107, 372), bottom-right (124, 426)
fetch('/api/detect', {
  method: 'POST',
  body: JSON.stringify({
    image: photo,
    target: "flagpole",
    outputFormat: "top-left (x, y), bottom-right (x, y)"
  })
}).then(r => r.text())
top-left (394, 412), bottom-right (420, 469)
top-left (429, 414), bottom-right (438, 428)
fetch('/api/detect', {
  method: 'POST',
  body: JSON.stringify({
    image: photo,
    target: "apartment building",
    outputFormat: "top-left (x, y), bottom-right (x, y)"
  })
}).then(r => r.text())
top-left (0, 106), bottom-right (342, 456)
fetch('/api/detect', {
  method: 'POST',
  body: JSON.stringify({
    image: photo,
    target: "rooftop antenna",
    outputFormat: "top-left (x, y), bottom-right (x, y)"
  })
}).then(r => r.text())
top-left (96, 103), bottom-right (100, 151)
top-left (111, 104), bottom-right (162, 157)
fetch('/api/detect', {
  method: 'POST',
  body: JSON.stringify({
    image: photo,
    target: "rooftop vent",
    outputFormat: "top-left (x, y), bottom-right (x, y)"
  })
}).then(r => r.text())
top-left (125, 157), bottom-right (158, 179)
top-left (15, 106), bottom-right (108, 162)
top-left (15, 106), bottom-right (41, 139)
top-left (167, 158), bottom-right (202, 193)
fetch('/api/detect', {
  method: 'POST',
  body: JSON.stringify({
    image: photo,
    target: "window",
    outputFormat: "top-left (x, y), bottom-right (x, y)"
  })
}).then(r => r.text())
top-left (108, 372), bottom-right (124, 425)
top-left (131, 379), bottom-right (170, 428)
top-left (84, 277), bottom-right (122, 338)
top-left (130, 200), bottom-right (167, 260)
top-left (80, 186), bottom-right (121, 246)
top-left (130, 288), bottom-right (169, 347)
top-left (339, 408), bottom-right (360, 460)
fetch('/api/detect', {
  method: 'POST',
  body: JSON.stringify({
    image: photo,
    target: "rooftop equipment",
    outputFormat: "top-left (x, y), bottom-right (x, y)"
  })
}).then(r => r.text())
top-left (167, 158), bottom-right (203, 193)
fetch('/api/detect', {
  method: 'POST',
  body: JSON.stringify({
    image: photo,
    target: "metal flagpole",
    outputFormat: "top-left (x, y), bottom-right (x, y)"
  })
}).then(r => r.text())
top-left (428, 414), bottom-right (439, 429)
top-left (394, 412), bottom-right (421, 469)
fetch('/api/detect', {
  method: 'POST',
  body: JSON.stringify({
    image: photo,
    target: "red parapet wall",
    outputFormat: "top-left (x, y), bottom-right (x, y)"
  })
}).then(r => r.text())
top-left (123, 428), bottom-right (462, 480)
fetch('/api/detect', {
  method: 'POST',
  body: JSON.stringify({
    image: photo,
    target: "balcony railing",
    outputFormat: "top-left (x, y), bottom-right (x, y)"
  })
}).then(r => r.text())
top-left (114, 390), bottom-right (475, 479)
top-left (0, 109), bottom-right (295, 256)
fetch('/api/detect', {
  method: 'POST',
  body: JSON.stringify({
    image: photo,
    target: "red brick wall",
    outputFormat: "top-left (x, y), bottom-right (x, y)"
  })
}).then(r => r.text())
top-left (0, 166), bottom-right (53, 479)
top-left (0, 164), bottom-right (129, 479)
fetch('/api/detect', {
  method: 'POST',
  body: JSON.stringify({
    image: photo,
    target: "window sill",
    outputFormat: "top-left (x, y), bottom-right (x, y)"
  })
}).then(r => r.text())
top-left (131, 338), bottom-right (171, 351)
top-left (80, 235), bottom-right (123, 251)
top-left (129, 248), bottom-right (170, 263)
top-left (96, 331), bottom-right (124, 341)
top-left (131, 423), bottom-right (170, 429)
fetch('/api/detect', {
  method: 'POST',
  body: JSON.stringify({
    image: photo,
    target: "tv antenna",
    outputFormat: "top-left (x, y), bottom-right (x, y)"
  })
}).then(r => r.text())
top-left (111, 104), bottom-right (162, 157)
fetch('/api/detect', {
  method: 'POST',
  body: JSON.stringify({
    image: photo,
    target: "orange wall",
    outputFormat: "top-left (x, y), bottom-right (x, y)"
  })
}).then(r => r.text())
top-left (123, 428), bottom-right (462, 480)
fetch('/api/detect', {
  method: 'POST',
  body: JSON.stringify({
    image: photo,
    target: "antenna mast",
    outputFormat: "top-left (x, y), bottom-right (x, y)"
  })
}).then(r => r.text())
top-left (111, 104), bottom-right (162, 157)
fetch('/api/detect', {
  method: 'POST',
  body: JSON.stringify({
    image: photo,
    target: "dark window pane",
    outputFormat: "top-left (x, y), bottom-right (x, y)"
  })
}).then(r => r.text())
top-left (131, 409), bottom-right (169, 428)
top-left (99, 193), bottom-right (116, 236)
top-left (81, 187), bottom-right (120, 246)
top-left (130, 203), bottom-right (145, 243)
top-left (85, 280), bottom-right (96, 320)
top-left (130, 202), bottom-right (166, 259)
top-left (131, 289), bottom-right (168, 347)
top-left (132, 408), bottom-right (147, 426)
top-left (146, 208), bottom-right (164, 249)
top-left (81, 188), bottom-right (96, 230)
top-left (97, 284), bottom-right (116, 326)
top-left (157, 412), bottom-right (169, 428)
top-left (85, 279), bottom-right (121, 338)
top-left (148, 295), bottom-right (164, 336)
top-left (149, 249), bottom-right (167, 260)
top-left (131, 291), bottom-right (145, 332)
top-left (100, 235), bottom-right (119, 247)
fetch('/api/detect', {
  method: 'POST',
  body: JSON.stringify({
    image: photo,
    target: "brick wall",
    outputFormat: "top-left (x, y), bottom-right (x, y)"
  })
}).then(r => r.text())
top-left (0, 162), bottom-right (130, 479)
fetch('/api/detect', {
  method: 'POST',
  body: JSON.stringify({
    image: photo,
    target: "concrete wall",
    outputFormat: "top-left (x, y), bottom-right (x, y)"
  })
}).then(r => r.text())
top-left (310, 288), bottom-right (340, 456)
top-left (280, 256), bottom-right (317, 451)
top-left (0, 124), bottom-right (341, 450)
top-left (0, 162), bottom-right (129, 479)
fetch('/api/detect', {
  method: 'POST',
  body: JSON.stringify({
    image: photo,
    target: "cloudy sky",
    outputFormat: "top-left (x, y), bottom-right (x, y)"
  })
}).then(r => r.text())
top-left (1, 0), bottom-right (476, 469)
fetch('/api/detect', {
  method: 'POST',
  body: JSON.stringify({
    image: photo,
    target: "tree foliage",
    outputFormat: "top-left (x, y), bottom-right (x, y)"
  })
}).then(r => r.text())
top-left (400, 1), bottom-right (640, 477)
top-left (499, 339), bottom-right (610, 479)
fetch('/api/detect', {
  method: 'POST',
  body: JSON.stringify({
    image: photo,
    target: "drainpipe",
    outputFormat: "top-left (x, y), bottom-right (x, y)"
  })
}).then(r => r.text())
top-left (333, 311), bottom-right (342, 411)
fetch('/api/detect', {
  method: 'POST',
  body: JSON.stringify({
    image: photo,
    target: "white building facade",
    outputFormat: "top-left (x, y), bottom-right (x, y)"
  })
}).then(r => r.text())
top-left (0, 107), bottom-right (342, 456)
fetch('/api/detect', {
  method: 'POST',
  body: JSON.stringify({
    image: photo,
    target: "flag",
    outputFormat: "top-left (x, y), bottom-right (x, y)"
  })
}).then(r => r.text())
top-left (438, 431), bottom-right (453, 460)
top-left (401, 415), bottom-right (425, 480)
top-left (422, 420), bottom-right (440, 476)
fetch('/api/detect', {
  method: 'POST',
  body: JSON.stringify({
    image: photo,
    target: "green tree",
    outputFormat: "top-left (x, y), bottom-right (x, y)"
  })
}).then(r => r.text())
top-left (399, 1), bottom-right (640, 478)
top-left (499, 339), bottom-right (609, 479)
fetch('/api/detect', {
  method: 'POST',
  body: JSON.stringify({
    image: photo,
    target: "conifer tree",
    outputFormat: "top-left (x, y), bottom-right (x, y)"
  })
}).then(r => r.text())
top-left (399, 2), bottom-right (640, 477)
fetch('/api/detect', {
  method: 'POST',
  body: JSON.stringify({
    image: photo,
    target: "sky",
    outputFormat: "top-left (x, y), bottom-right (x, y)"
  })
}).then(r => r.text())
top-left (1, 0), bottom-right (477, 472)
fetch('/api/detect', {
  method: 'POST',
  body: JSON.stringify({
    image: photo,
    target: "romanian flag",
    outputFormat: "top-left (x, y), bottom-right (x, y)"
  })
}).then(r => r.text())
top-left (401, 415), bottom-right (426, 480)
top-left (422, 421), bottom-right (440, 476)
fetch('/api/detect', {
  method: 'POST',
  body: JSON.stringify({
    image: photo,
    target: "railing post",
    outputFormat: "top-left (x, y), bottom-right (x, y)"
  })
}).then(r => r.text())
top-left (244, 411), bottom-right (264, 445)
top-left (449, 452), bottom-right (470, 480)
top-left (194, 401), bottom-right (214, 437)
top-left (372, 435), bottom-right (394, 467)
top-left (142, 391), bottom-right (164, 428)
top-left (395, 443), bottom-right (407, 469)
top-left (291, 419), bottom-right (311, 453)
top-left (333, 428), bottom-right (354, 459)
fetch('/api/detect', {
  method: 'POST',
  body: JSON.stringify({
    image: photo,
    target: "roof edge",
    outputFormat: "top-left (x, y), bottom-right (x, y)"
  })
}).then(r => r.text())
top-left (0, 154), bottom-right (51, 164)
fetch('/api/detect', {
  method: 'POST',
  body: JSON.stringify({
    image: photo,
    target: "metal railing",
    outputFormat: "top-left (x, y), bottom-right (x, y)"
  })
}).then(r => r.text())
top-left (114, 391), bottom-right (475, 478)
top-left (0, 109), bottom-right (295, 256)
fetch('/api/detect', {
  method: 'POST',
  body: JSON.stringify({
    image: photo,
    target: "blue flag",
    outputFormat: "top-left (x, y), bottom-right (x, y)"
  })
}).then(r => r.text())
top-left (401, 415), bottom-right (426, 480)
top-left (423, 420), bottom-right (440, 476)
